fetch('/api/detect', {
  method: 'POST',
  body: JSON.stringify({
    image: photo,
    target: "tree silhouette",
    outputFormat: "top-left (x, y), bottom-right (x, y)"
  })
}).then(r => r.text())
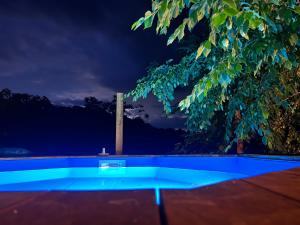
top-left (0, 89), bottom-right (184, 157)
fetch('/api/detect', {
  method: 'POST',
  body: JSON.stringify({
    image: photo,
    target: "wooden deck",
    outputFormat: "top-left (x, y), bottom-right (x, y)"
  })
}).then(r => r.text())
top-left (0, 168), bottom-right (299, 225)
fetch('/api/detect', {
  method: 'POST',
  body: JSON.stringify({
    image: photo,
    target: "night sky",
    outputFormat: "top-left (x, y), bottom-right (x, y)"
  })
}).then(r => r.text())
top-left (0, 0), bottom-right (188, 128)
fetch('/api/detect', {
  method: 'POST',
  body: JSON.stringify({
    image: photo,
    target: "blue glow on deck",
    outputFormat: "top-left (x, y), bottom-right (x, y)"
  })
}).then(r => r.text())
top-left (155, 188), bottom-right (160, 205)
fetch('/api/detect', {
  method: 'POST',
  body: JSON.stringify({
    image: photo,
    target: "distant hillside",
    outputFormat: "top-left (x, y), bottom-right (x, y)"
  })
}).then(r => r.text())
top-left (0, 89), bottom-right (184, 157)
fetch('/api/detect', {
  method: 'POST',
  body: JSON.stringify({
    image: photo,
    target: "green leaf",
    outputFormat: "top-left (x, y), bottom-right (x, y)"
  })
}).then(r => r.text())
top-left (203, 41), bottom-right (212, 56)
top-left (144, 11), bottom-right (154, 29)
top-left (271, 0), bottom-right (280, 5)
top-left (293, 6), bottom-right (300, 15)
top-left (197, 7), bottom-right (205, 21)
top-left (223, 0), bottom-right (237, 9)
top-left (262, 109), bottom-right (269, 119)
top-left (224, 7), bottom-right (239, 16)
top-left (219, 73), bottom-right (231, 86)
top-left (167, 32), bottom-right (177, 45)
top-left (265, 17), bottom-right (278, 33)
top-left (196, 44), bottom-right (205, 59)
top-left (240, 30), bottom-right (249, 39)
top-left (177, 23), bottom-right (186, 40)
top-left (187, 17), bottom-right (197, 31)
top-left (262, 136), bottom-right (267, 145)
top-left (235, 63), bottom-right (242, 72)
top-left (226, 18), bottom-right (233, 29)
top-left (222, 38), bottom-right (229, 49)
top-left (196, 41), bottom-right (212, 58)
top-left (249, 18), bottom-right (262, 29)
top-left (240, 23), bottom-right (249, 39)
top-left (289, 33), bottom-right (298, 46)
top-left (211, 12), bottom-right (228, 28)
top-left (280, 48), bottom-right (288, 60)
top-left (209, 31), bottom-right (217, 46)
top-left (258, 128), bottom-right (263, 136)
top-left (131, 17), bottom-right (144, 30)
top-left (167, 22), bottom-right (186, 45)
top-left (203, 47), bottom-right (212, 57)
top-left (184, 0), bottom-right (190, 7)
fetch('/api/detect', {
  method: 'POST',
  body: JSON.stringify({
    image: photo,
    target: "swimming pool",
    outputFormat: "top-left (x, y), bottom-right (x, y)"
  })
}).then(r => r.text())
top-left (0, 156), bottom-right (299, 204)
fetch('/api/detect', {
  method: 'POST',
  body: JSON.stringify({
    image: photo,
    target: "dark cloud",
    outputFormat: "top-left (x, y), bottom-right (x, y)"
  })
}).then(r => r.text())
top-left (0, 0), bottom-right (185, 128)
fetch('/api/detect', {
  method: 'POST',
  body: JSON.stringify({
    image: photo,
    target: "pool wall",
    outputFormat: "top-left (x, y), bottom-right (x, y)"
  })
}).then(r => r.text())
top-left (0, 155), bottom-right (299, 176)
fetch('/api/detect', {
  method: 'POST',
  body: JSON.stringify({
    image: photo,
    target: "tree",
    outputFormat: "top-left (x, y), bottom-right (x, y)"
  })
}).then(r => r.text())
top-left (128, 0), bottom-right (300, 153)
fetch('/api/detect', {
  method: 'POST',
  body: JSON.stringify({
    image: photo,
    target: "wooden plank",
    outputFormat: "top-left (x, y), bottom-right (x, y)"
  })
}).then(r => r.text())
top-left (0, 192), bottom-right (44, 210)
top-left (0, 190), bottom-right (160, 225)
top-left (286, 167), bottom-right (300, 174)
top-left (115, 92), bottom-right (124, 155)
top-left (244, 167), bottom-right (300, 201)
top-left (162, 180), bottom-right (300, 225)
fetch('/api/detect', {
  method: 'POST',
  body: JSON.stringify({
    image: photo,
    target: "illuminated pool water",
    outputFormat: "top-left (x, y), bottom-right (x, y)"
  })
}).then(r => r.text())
top-left (0, 156), bottom-right (299, 204)
top-left (0, 167), bottom-right (247, 191)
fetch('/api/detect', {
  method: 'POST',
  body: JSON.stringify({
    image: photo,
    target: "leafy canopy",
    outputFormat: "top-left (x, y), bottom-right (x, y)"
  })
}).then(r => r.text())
top-left (129, 0), bottom-right (300, 153)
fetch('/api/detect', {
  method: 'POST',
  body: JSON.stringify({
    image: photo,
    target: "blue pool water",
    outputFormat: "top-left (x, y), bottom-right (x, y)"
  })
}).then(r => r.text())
top-left (0, 156), bottom-right (299, 204)
top-left (0, 167), bottom-right (246, 191)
